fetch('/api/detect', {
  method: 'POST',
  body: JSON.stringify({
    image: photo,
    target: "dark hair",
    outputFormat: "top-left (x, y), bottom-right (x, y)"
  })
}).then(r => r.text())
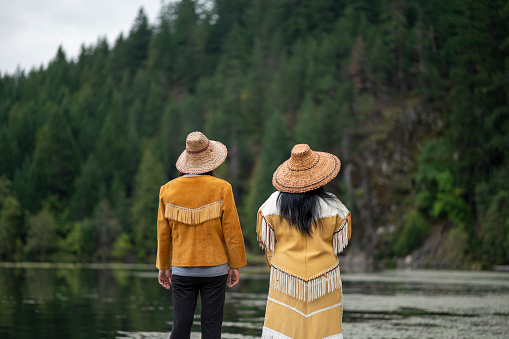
top-left (276, 186), bottom-right (336, 236)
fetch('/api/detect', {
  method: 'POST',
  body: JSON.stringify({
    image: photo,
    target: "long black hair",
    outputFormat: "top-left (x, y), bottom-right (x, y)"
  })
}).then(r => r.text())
top-left (276, 186), bottom-right (336, 236)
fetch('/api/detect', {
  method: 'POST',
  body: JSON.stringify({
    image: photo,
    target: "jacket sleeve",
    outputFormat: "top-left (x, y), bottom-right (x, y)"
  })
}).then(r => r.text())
top-left (332, 211), bottom-right (351, 255)
top-left (256, 206), bottom-right (275, 267)
top-left (156, 186), bottom-right (172, 270)
top-left (221, 184), bottom-right (247, 269)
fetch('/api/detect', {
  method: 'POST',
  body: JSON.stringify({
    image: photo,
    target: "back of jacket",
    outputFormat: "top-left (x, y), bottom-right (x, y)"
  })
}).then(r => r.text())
top-left (156, 175), bottom-right (247, 270)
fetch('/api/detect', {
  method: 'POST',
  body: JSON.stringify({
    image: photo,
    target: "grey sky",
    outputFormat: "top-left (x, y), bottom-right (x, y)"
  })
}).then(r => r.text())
top-left (0, 0), bottom-right (162, 75)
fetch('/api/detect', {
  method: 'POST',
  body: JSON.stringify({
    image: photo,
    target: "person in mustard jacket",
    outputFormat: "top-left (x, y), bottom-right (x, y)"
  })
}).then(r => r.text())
top-left (156, 131), bottom-right (247, 339)
top-left (257, 144), bottom-right (351, 339)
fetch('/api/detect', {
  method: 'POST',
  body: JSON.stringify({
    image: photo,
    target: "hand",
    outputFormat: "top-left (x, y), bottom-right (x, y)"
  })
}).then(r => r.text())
top-left (158, 269), bottom-right (171, 290)
top-left (226, 268), bottom-right (239, 288)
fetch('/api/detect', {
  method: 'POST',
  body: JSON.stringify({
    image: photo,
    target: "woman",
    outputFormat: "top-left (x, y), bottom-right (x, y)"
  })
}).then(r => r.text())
top-left (257, 144), bottom-right (351, 339)
top-left (156, 131), bottom-right (247, 339)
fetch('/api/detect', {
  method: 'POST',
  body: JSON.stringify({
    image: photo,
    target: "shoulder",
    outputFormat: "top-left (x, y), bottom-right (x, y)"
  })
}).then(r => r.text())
top-left (160, 178), bottom-right (179, 192)
top-left (317, 195), bottom-right (350, 219)
top-left (202, 176), bottom-right (233, 194)
top-left (258, 191), bottom-right (281, 216)
top-left (207, 176), bottom-right (231, 187)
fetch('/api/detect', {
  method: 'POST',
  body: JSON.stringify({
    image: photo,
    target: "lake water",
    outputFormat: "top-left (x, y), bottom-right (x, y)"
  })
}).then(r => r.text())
top-left (0, 265), bottom-right (508, 338)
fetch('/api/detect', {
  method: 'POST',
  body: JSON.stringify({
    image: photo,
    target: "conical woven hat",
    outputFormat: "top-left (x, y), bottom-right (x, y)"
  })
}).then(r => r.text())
top-left (272, 144), bottom-right (341, 193)
top-left (176, 131), bottom-right (227, 174)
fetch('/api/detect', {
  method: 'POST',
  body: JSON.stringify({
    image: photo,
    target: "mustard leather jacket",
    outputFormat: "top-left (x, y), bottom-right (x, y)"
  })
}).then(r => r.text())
top-left (156, 175), bottom-right (247, 270)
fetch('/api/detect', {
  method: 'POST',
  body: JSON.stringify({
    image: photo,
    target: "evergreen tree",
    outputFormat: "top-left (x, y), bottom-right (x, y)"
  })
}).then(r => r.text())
top-left (0, 178), bottom-right (23, 261)
top-left (241, 111), bottom-right (290, 247)
top-left (131, 140), bottom-right (166, 259)
top-left (28, 107), bottom-right (81, 207)
top-left (158, 102), bottom-right (184, 179)
top-left (294, 95), bottom-right (323, 149)
top-left (93, 199), bottom-right (122, 261)
top-left (70, 155), bottom-right (105, 220)
top-left (126, 8), bottom-right (153, 74)
top-left (25, 207), bottom-right (58, 261)
top-left (0, 0), bottom-right (507, 265)
top-left (0, 126), bottom-right (14, 177)
top-left (173, 0), bottom-right (203, 90)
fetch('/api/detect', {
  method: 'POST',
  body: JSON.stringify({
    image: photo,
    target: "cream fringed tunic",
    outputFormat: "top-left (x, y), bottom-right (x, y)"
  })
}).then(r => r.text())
top-left (257, 192), bottom-right (351, 339)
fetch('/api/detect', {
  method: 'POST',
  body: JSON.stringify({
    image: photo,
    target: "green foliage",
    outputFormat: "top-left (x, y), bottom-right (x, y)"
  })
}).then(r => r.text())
top-left (28, 107), bottom-right (81, 207)
top-left (294, 95), bottom-right (323, 149)
top-left (25, 207), bottom-right (58, 261)
top-left (444, 227), bottom-right (469, 268)
top-left (131, 140), bottom-right (166, 260)
top-left (475, 169), bottom-right (509, 266)
top-left (415, 139), bottom-right (471, 228)
top-left (393, 210), bottom-right (429, 256)
top-left (70, 155), bottom-right (105, 220)
top-left (126, 9), bottom-right (153, 74)
top-left (112, 233), bottom-right (134, 260)
top-left (58, 222), bottom-right (85, 261)
top-left (93, 199), bottom-right (122, 262)
top-left (0, 0), bottom-right (507, 266)
top-left (0, 178), bottom-right (23, 260)
top-left (241, 111), bottom-right (290, 246)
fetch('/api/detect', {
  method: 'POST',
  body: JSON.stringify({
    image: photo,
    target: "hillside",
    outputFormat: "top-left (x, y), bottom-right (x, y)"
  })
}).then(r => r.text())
top-left (0, 0), bottom-right (508, 268)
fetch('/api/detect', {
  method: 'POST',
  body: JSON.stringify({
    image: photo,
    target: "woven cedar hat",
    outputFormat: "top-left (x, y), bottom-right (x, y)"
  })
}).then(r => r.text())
top-left (176, 131), bottom-right (227, 174)
top-left (273, 144), bottom-right (341, 193)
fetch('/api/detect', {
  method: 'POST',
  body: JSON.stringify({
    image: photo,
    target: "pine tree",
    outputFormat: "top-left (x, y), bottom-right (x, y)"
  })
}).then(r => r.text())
top-left (25, 207), bottom-right (58, 261)
top-left (126, 8), bottom-right (153, 74)
top-left (131, 140), bottom-right (166, 259)
top-left (28, 107), bottom-right (81, 206)
top-left (70, 155), bottom-right (105, 220)
top-left (0, 177), bottom-right (23, 261)
top-left (93, 199), bottom-right (122, 261)
top-left (241, 111), bottom-right (290, 247)
top-left (294, 95), bottom-right (323, 149)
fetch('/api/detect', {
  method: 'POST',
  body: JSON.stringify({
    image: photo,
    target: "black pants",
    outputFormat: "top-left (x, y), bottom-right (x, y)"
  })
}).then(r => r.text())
top-left (170, 274), bottom-right (228, 339)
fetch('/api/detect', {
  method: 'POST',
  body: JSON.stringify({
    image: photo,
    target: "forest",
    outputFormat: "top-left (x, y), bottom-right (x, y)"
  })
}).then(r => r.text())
top-left (0, 0), bottom-right (507, 268)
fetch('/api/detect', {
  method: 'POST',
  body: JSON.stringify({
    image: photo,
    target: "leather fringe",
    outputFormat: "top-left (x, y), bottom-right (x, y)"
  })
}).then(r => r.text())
top-left (164, 201), bottom-right (222, 225)
top-left (270, 264), bottom-right (342, 302)
top-left (257, 211), bottom-right (276, 252)
top-left (333, 213), bottom-right (351, 254)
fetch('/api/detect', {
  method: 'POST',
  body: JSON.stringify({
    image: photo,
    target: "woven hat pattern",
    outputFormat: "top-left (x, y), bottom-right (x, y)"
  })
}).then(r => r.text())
top-left (272, 144), bottom-right (341, 193)
top-left (176, 131), bottom-right (227, 174)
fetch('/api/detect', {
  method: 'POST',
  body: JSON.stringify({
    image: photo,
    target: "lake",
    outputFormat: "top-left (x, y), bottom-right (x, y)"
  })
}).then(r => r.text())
top-left (0, 265), bottom-right (508, 338)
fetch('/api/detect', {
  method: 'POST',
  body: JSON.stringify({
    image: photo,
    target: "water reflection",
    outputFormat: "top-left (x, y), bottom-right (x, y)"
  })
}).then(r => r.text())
top-left (0, 266), bottom-right (508, 338)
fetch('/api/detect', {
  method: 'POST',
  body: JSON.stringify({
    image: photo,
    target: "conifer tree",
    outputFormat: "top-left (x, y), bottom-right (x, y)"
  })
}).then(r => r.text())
top-left (25, 207), bottom-right (58, 261)
top-left (0, 0), bottom-right (507, 265)
top-left (28, 107), bottom-right (81, 207)
top-left (241, 111), bottom-right (290, 247)
top-left (0, 127), bottom-right (14, 177)
top-left (294, 95), bottom-right (323, 150)
top-left (70, 155), bottom-right (105, 220)
top-left (131, 140), bottom-right (166, 259)
top-left (93, 199), bottom-right (122, 261)
top-left (0, 178), bottom-right (23, 261)
top-left (126, 8), bottom-right (152, 74)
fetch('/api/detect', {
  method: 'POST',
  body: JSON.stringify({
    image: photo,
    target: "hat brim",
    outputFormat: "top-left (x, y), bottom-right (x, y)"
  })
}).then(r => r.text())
top-left (272, 152), bottom-right (341, 193)
top-left (176, 140), bottom-right (227, 174)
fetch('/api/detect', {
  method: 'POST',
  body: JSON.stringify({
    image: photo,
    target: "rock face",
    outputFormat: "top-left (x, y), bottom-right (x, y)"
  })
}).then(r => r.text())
top-left (342, 103), bottom-right (440, 265)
